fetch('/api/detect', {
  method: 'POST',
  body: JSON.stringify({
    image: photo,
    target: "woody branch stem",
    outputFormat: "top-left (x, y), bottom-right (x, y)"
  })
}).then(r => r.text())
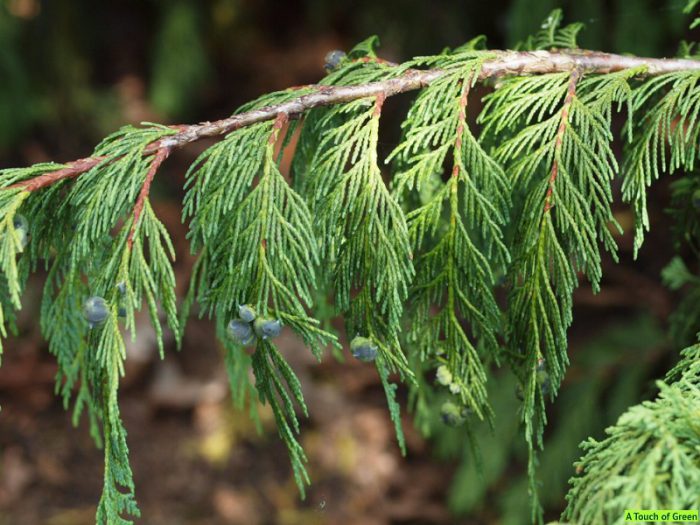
top-left (9, 49), bottom-right (700, 193)
top-left (127, 146), bottom-right (171, 248)
top-left (544, 67), bottom-right (581, 213)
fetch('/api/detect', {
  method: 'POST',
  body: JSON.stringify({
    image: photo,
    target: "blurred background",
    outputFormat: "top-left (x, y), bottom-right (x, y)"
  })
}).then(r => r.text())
top-left (0, 0), bottom-right (698, 524)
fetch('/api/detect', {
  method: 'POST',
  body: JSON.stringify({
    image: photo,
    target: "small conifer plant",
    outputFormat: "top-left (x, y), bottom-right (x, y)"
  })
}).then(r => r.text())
top-left (2, 7), bottom-right (700, 524)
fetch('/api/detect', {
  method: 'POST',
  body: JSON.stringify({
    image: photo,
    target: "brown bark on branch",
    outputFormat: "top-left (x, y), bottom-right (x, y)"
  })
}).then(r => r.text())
top-left (10, 156), bottom-right (107, 192)
top-left (127, 146), bottom-right (171, 249)
top-left (8, 49), bottom-right (700, 193)
top-left (544, 67), bottom-right (581, 213)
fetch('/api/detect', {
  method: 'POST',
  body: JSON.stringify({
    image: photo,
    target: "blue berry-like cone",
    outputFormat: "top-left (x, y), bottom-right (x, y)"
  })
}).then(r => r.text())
top-left (12, 214), bottom-right (28, 232)
top-left (117, 282), bottom-right (127, 295)
top-left (228, 319), bottom-right (254, 345)
top-left (324, 50), bottom-right (346, 72)
top-left (350, 336), bottom-right (378, 362)
top-left (11, 214), bottom-right (29, 251)
top-left (83, 296), bottom-right (109, 326)
top-left (254, 317), bottom-right (282, 339)
top-left (238, 304), bottom-right (257, 323)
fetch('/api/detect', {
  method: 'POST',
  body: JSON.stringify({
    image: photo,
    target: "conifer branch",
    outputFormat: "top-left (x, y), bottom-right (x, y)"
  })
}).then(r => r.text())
top-left (6, 50), bottom-right (700, 195)
top-left (3, 19), bottom-right (700, 522)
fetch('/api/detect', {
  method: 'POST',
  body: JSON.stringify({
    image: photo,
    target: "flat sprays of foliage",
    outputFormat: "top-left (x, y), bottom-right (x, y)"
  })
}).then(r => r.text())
top-left (1, 8), bottom-right (700, 525)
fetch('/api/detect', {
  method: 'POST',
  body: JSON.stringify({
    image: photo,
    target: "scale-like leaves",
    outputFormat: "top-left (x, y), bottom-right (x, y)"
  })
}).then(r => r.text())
top-left (0, 189), bottom-right (29, 355)
top-left (184, 118), bottom-right (335, 353)
top-left (622, 70), bottom-right (700, 254)
top-left (183, 112), bottom-right (338, 493)
top-left (296, 72), bottom-right (416, 451)
top-left (91, 308), bottom-right (140, 525)
top-left (518, 9), bottom-right (584, 50)
top-left (25, 125), bottom-right (185, 523)
top-left (481, 66), bottom-right (636, 520)
top-left (389, 60), bottom-right (509, 422)
top-left (564, 379), bottom-right (700, 525)
top-left (303, 97), bottom-right (414, 374)
top-left (64, 125), bottom-right (176, 265)
top-left (1, 19), bottom-right (700, 525)
top-left (251, 340), bottom-right (310, 494)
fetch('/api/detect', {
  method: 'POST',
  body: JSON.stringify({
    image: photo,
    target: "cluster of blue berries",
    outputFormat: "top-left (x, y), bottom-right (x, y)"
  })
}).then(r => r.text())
top-left (227, 304), bottom-right (282, 346)
top-left (350, 335), bottom-right (378, 362)
top-left (323, 50), bottom-right (346, 72)
top-left (11, 214), bottom-right (29, 251)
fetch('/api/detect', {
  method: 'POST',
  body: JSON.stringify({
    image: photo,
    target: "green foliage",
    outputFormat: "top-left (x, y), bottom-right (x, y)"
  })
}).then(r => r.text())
top-left (251, 339), bottom-right (311, 495)
top-left (622, 70), bottom-right (700, 255)
top-left (663, 255), bottom-right (700, 345)
top-left (296, 38), bottom-right (414, 384)
top-left (518, 9), bottom-right (584, 50)
top-left (563, 20), bottom-right (700, 511)
top-left (222, 332), bottom-right (261, 431)
top-left (2, 8), bottom-right (700, 525)
top-left (564, 368), bottom-right (700, 524)
top-left (302, 96), bottom-right (413, 371)
top-left (93, 316), bottom-right (140, 524)
top-left (0, 189), bottom-right (29, 355)
top-left (150, 0), bottom-right (210, 118)
top-left (182, 108), bottom-right (339, 494)
top-left (0, 125), bottom-right (183, 523)
top-left (377, 355), bottom-right (407, 455)
top-left (429, 316), bottom-right (664, 525)
top-left (479, 25), bottom-right (638, 512)
top-left (389, 53), bottom-right (508, 427)
top-left (686, 0), bottom-right (700, 28)
top-left (0, 8), bottom-right (36, 150)
top-left (663, 172), bottom-right (700, 345)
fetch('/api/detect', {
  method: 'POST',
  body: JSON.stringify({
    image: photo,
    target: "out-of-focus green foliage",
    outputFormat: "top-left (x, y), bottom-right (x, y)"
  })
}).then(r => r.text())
top-left (0, 8), bottom-right (37, 150)
top-left (149, 1), bottom-right (211, 118)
